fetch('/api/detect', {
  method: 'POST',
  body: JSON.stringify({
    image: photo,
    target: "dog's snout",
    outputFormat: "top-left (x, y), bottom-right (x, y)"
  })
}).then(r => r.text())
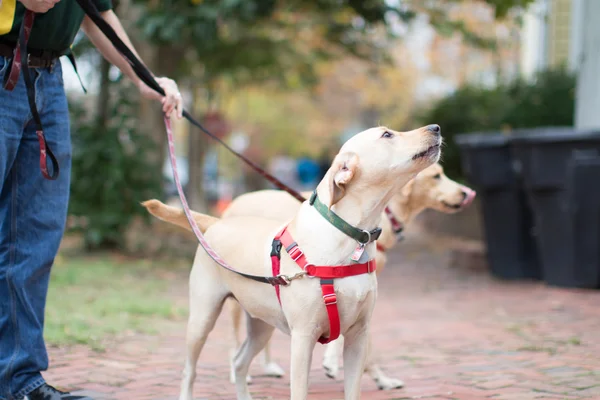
top-left (460, 187), bottom-right (476, 207)
top-left (426, 124), bottom-right (441, 135)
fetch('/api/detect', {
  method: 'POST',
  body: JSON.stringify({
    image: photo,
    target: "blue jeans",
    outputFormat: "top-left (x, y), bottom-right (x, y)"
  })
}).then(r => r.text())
top-left (0, 56), bottom-right (71, 400)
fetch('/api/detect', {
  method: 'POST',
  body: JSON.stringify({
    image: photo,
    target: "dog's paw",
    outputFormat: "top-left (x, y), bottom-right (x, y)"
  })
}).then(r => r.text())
top-left (376, 376), bottom-right (404, 390)
top-left (229, 372), bottom-right (253, 385)
top-left (262, 361), bottom-right (285, 378)
top-left (322, 360), bottom-right (340, 380)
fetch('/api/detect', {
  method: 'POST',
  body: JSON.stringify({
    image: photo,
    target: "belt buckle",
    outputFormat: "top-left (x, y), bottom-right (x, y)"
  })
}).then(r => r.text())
top-left (26, 53), bottom-right (40, 68)
top-left (27, 53), bottom-right (56, 70)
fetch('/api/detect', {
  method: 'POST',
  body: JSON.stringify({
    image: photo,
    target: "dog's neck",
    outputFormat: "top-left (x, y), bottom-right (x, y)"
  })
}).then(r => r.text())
top-left (389, 192), bottom-right (427, 227)
top-left (376, 191), bottom-right (428, 251)
top-left (288, 184), bottom-right (398, 265)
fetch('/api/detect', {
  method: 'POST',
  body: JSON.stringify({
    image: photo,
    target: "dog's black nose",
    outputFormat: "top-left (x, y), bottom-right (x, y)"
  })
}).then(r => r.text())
top-left (426, 124), bottom-right (441, 135)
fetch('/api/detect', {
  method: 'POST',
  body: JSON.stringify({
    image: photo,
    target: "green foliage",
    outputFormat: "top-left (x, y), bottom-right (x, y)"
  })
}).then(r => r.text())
top-left (68, 80), bottom-right (163, 250)
top-left (133, 0), bottom-right (393, 86)
top-left (484, 0), bottom-right (536, 18)
top-left (132, 0), bottom-right (533, 87)
top-left (503, 67), bottom-right (576, 129)
top-left (45, 255), bottom-right (187, 350)
top-left (415, 66), bottom-right (576, 179)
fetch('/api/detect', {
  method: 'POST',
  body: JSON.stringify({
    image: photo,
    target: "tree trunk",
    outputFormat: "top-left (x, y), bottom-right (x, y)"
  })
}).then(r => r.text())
top-left (96, 58), bottom-right (111, 129)
top-left (132, 31), bottom-right (163, 169)
top-left (96, 0), bottom-right (118, 127)
top-left (186, 83), bottom-right (212, 211)
top-left (88, 57), bottom-right (117, 250)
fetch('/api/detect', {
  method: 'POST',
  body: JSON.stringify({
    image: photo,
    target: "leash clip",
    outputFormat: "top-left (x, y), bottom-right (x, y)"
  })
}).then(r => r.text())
top-left (275, 271), bottom-right (307, 286)
top-left (275, 275), bottom-right (291, 286)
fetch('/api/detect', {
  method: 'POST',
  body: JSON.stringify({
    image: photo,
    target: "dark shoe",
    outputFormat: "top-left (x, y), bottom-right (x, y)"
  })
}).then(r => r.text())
top-left (25, 383), bottom-right (94, 400)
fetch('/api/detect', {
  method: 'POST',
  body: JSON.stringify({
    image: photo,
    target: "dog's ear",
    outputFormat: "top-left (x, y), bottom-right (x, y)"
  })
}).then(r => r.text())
top-left (399, 177), bottom-right (416, 210)
top-left (327, 152), bottom-right (359, 207)
top-left (401, 178), bottom-right (415, 199)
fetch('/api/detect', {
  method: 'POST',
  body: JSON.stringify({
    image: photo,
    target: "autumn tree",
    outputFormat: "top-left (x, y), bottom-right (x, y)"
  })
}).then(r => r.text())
top-left (129, 0), bottom-right (535, 209)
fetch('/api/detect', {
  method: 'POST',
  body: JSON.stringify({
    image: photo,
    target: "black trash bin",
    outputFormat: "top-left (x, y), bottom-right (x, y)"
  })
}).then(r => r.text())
top-left (455, 132), bottom-right (541, 280)
top-left (568, 154), bottom-right (600, 288)
top-left (511, 127), bottom-right (600, 288)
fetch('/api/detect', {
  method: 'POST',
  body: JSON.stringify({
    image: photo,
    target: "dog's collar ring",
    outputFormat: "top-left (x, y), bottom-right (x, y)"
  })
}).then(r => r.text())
top-left (358, 229), bottom-right (372, 246)
top-left (302, 263), bottom-right (317, 278)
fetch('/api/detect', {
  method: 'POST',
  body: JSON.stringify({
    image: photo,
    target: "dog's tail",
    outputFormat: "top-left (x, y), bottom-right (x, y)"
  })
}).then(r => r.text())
top-left (141, 199), bottom-right (219, 233)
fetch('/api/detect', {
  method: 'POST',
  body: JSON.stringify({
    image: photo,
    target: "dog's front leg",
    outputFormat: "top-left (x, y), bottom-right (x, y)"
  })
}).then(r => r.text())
top-left (290, 333), bottom-right (317, 400)
top-left (364, 333), bottom-right (404, 390)
top-left (342, 323), bottom-right (370, 400)
top-left (261, 338), bottom-right (285, 377)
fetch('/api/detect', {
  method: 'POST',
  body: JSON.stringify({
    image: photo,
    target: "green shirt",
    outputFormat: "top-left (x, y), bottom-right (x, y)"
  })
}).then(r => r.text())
top-left (0, 0), bottom-right (112, 52)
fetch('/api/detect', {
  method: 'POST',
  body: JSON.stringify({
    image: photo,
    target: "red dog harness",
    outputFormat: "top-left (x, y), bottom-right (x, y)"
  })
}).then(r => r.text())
top-left (270, 226), bottom-right (376, 344)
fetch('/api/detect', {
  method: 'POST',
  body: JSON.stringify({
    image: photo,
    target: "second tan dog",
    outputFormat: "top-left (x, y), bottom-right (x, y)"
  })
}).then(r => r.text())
top-left (222, 163), bottom-right (475, 390)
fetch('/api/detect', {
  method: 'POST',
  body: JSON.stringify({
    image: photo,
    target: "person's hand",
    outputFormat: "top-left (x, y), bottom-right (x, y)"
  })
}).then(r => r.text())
top-left (139, 77), bottom-right (183, 119)
top-left (18, 0), bottom-right (60, 13)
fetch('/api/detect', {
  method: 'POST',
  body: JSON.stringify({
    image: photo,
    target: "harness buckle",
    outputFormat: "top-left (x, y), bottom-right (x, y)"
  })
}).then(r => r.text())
top-left (271, 239), bottom-right (282, 257)
top-left (323, 293), bottom-right (337, 305)
top-left (288, 245), bottom-right (303, 262)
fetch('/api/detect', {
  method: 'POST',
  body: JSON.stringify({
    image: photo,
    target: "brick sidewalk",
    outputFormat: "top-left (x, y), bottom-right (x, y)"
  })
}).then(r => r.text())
top-left (46, 238), bottom-right (600, 399)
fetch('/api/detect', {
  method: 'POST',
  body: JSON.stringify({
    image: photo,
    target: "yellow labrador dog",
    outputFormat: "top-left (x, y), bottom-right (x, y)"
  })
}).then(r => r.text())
top-left (143, 125), bottom-right (442, 400)
top-left (222, 163), bottom-right (475, 390)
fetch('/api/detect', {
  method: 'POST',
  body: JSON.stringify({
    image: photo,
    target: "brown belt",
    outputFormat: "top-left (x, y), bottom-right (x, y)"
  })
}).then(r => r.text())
top-left (0, 42), bottom-right (61, 69)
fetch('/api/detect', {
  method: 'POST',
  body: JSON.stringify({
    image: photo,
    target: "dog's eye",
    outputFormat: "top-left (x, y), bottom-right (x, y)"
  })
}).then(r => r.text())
top-left (433, 173), bottom-right (441, 180)
top-left (381, 131), bottom-right (393, 139)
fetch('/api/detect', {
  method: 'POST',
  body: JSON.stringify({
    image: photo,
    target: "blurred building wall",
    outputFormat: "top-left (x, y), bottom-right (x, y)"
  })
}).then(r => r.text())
top-left (520, 0), bottom-right (583, 77)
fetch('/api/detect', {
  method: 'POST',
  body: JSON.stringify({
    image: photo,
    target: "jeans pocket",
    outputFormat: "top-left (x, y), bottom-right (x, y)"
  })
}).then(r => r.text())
top-left (52, 60), bottom-right (64, 87)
